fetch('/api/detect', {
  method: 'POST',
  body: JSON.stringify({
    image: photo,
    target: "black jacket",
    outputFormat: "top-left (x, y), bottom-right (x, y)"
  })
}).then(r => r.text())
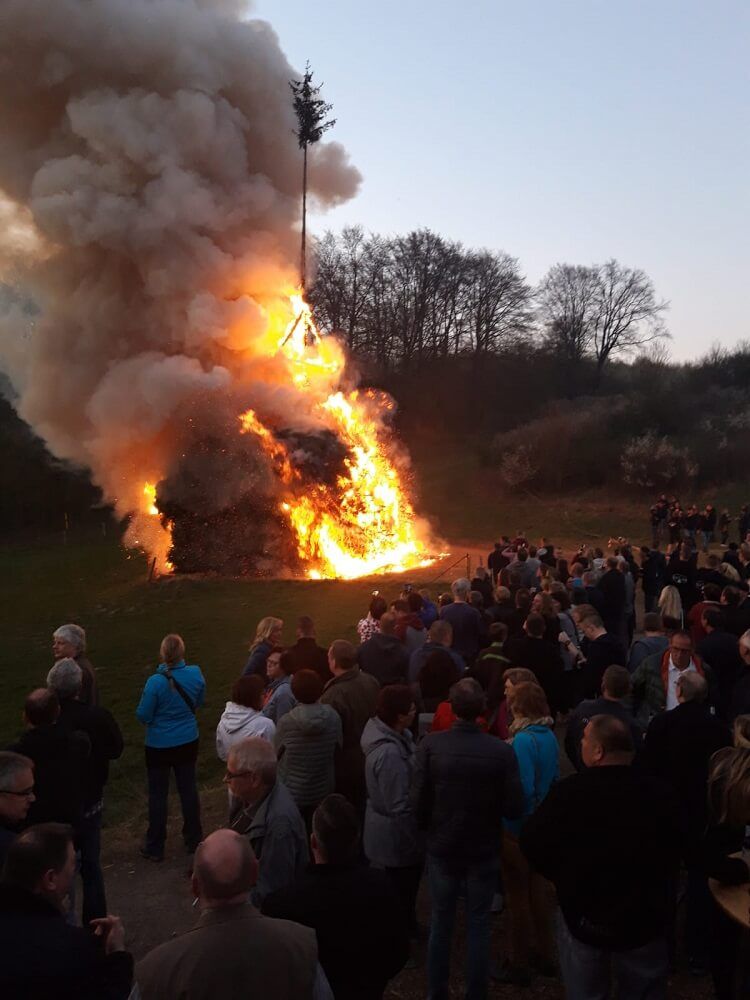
top-left (579, 632), bottom-right (627, 700)
top-left (262, 863), bottom-right (409, 1000)
top-left (564, 697), bottom-right (643, 771)
top-left (520, 766), bottom-right (684, 950)
top-left (504, 635), bottom-right (563, 711)
top-left (696, 630), bottom-right (743, 719)
top-left (730, 669), bottom-right (750, 722)
top-left (598, 569), bottom-right (626, 629)
top-left (641, 551), bottom-right (667, 595)
top-left (57, 699), bottom-right (123, 808)
top-left (357, 633), bottom-right (409, 688)
top-left (7, 725), bottom-right (88, 833)
top-left (284, 638), bottom-right (332, 683)
top-left (413, 720), bottom-right (523, 869)
top-left (0, 884), bottom-right (133, 999)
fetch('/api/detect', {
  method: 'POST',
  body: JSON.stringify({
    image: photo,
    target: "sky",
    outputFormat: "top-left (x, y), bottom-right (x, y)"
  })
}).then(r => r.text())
top-left (252, 0), bottom-right (749, 361)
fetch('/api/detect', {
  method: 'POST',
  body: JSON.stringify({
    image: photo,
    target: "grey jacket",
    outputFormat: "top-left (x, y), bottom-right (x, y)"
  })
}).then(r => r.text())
top-left (361, 717), bottom-right (422, 868)
top-left (262, 676), bottom-right (297, 725)
top-left (231, 780), bottom-right (310, 906)
top-left (275, 704), bottom-right (343, 809)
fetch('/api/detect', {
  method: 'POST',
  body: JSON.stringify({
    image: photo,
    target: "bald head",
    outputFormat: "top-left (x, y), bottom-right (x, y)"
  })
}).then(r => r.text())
top-left (379, 612), bottom-right (397, 636)
top-left (192, 829), bottom-right (257, 908)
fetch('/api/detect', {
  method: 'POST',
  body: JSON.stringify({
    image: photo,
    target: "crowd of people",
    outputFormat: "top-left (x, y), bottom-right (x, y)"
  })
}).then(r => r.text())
top-left (1, 526), bottom-right (750, 999)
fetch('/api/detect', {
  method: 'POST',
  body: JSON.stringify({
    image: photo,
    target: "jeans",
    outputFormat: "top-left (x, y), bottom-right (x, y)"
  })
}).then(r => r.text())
top-left (427, 854), bottom-right (498, 1000)
top-left (145, 760), bottom-right (202, 857)
top-left (556, 909), bottom-right (668, 1000)
top-left (79, 808), bottom-right (107, 924)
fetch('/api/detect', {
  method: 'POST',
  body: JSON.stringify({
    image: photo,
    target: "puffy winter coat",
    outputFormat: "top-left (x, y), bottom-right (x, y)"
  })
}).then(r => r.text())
top-left (361, 717), bottom-right (422, 868)
top-left (275, 703), bottom-right (343, 808)
top-left (216, 703), bottom-right (276, 762)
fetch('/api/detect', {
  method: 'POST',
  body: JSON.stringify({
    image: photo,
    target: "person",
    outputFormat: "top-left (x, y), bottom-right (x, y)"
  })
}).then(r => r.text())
top-left (227, 737), bottom-right (309, 906)
top-left (581, 570), bottom-right (606, 616)
top-left (357, 611), bottom-right (410, 687)
top-left (216, 675), bottom-right (275, 764)
top-left (469, 621), bottom-right (510, 692)
top-left (135, 633), bottom-right (205, 861)
top-left (263, 794), bottom-right (409, 1000)
top-left (0, 823), bottom-right (133, 999)
top-left (357, 595), bottom-right (388, 644)
top-left (243, 616), bottom-right (283, 680)
top-left (687, 581), bottom-right (722, 644)
top-left (631, 629), bottom-right (715, 724)
top-left (627, 612), bottom-right (669, 673)
top-left (739, 505), bottom-right (750, 545)
top-left (718, 508), bottom-right (731, 546)
top-left (494, 682), bottom-right (558, 986)
top-left (667, 542), bottom-right (698, 611)
top-left (487, 541), bottom-right (509, 584)
top-left (0, 752), bottom-right (35, 866)
top-left (636, 546), bottom-right (665, 614)
top-left (439, 578), bottom-right (485, 665)
top-left (470, 566), bottom-right (493, 608)
top-left (697, 607), bottom-right (744, 720)
top-left (320, 640), bottom-right (380, 810)
top-left (408, 619), bottom-right (464, 687)
top-left (282, 616), bottom-right (331, 681)
top-left (598, 556), bottom-right (627, 640)
top-left (275, 670), bottom-right (343, 829)
top-left (730, 630), bottom-right (750, 720)
top-left (8, 689), bottom-right (87, 834)
top-left (641, 672), bottom-right (731, 973)
top-left (504, 612), bottom-right (563, 713)
top-left (565, 665), bottom-right (643, 771)
top-left (720, 584), bottom-right (750, 637)
top-left (521, 716), bottom-right (684, 1000)
top-left (510, 548), bottom-right (539, 590)
top-left (137, 829), bottom-right (330, 1000)
top-left (393, 595), bottom-right (428, 653)
top-left (418, 589), bottom-right (439, 628)
top-left (361, 685), bottom-right (422, 937)
top-left (486, 585), bottom-right (516, 629)
top-left (47, 658), bottom-right (123, 924)
top-left (418, 649), bottom-right (464, 715)
top-left (574, 609), bottom-right (627, 700)
top-left (262, 648), bottom-right (297, 725)
top-left (52, 624), bottom-right (98, 707)
top-left (658, 583), bottom-right (684, 631)
top-left (413, 677), bottom-right (523, 1000)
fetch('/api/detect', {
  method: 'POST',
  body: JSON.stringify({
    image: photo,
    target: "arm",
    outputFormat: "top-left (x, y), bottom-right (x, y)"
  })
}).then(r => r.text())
top-left (250, 818), bottom-right (308, 907)
top-left (511, 734), bottom-right (535, 811)
top-left (135, 677), bottom-right (159, 726)
top-left (373, 747), bottom-right (413, 817)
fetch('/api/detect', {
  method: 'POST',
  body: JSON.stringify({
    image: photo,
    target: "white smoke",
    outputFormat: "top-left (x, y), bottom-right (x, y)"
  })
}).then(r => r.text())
top-left (0, 0), bottom-right (361, 560)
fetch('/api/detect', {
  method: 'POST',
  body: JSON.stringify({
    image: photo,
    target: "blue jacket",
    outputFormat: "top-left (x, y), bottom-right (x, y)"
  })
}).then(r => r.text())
top-left (136, 661), bottom-right (205, 749)
top-left (243, 641), bottom-right (273, 679)
top-left (262, 676), bottom-right (297, 725)
top-left (504, 723), bottom-right (559, 837)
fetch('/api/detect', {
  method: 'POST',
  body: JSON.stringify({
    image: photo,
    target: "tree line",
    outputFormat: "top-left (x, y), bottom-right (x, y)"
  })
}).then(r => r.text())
top-left (309, 226), bottom-right (667, 384)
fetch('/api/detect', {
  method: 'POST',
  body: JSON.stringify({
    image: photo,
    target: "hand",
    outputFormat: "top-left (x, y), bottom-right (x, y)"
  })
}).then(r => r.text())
top-left (90, 915), bottom-right (125, 954)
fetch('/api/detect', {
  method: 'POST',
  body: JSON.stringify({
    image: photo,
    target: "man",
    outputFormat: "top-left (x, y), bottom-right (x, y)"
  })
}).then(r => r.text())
top-left (52, 624), bottom-right (98, 707)
top-left (639, 546), bottom-right (667, 614)
top-left (581, 570), bottom-right (606, 615)
top-left (487, 541), bottom-right (509, 584)
top-left (627, 612), bottom-right (668, 673)
top-left (439, 578), bottom-right (485, 665)
top-left (0, 823), bottom-right (132, 998)
top-left (641, 673), bottom-right (731, 973)
top-left (696, 607), bottom-right (743, 720)
top-left (521, 717), bottom-right (683, 1000)
top-left (721, 585), bottom-right (750, 637)
top-left (565, 665), bottom-right (643, 771)
top-left (47, 658), bottom-right (123, 923)
top-left (576, 611), bottom-right (627, 700)
top-left (263, 794), bottom-right (409, 1000)
top-left (667, 542), bottom-right (698, 611)
top-left (504, 613), bottom-right (563, 713)
top-left (7, 688), bottom-right (88, 833)
top-left (392, 599), bottom-right (427, 654)
top-left (509, 548), bottom-right (539, 590)
top-left (687, 581), bottom-right (722, 644)
top-left (598, 556), bottom-right (627, 640)
top-left (0, 752), bottom-right (35, 866)
top-left (226, 737), bottom-right (309, 906)
top-left (470, 622), bottom-right (510, 693)
top-left (408, 619), bottom-right (465, 686)
top-left (322, 640), bottom-right (380, 810)
top-left (284, 617), bottom-right (331, 682)
top-left (137, 829), bottom-right (330, 1000)
top-left (413, 678), bottom-right (523, 1000)
top-left (631, 629), bottom-right (715, 724)
top-left (357, 612), bottom-right (410, 687)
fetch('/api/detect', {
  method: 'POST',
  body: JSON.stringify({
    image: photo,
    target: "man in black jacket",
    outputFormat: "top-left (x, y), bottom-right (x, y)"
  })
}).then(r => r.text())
top-left (521, 716), bottom-right (683, 1000)
top-left (284, 616), bottom-right (332, 682)
top-left (413, 678), bottom-right (523, 1000)
top-left (696, 607), bottom-right (743, 720)
top-left (0, 823), bottom-right (133, 999)
top-left (504, 613), bottom-right (563, 714)
top-left (576, 611), bottom-right (627, 700)
top-left (598, 557), bottom-right (627, 639)
top-left (47, 658), bottom-right (123, 924)
top-left (263, 794), bottom-right (408, 1000)
top-left (357, 613), bottom-right (409, 687)
top-left (565, 666), bottom-right (642, 771)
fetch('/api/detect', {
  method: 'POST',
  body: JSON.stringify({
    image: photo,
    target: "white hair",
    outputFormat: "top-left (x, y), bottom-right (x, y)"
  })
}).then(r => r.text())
top-left (53, 623), bottom-right (86, 653)
top-left (229, 737), bottom-right (277, 786)
top-left (677, 672), bottom-right (708, 703)
top-left (739, 629), bottom-right (750, 652)
top-left (451, 578), bottom-right (471, 599)
top-left (47, 658), bottom-right (83, 699)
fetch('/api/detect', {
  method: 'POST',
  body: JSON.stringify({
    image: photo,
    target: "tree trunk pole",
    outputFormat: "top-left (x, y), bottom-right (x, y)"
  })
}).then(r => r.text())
top-left (300, 142), bottom-right (308, 291)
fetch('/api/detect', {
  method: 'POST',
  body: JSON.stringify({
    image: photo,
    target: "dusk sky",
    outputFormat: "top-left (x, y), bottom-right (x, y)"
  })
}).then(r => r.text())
top-left (254, 0), bottom-right (748, 361)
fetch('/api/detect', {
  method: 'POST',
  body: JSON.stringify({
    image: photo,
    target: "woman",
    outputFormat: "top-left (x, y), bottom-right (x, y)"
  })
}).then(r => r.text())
top-left (494, 682), bottom-right (558, 986)
top-left (357, 595), bottom-right (387, 643)
top-left (262, 649), bottom-right (296, 725)
top-left (275, 670), bottom-right (342, 829)
top-left (531, 592), bottom-right (560, 645)
top-left (361, 685), bottom-right (422, 936)
top-left (658, 584), bottom-right (683, 632)
top-left (484, 667), bottom-right (537, 739)
top-left (136, 633), bottom-right (205, 862)
top-left (243, 616), bottom-right (283, 680)
top-left (216, 675), bottom-right (275, 762)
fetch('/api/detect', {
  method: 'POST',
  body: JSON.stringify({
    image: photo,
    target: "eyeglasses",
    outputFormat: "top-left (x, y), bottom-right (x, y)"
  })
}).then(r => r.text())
top-left (0, 786), bottom-right (34, 798)
top-left (222, 769), bottom-right (252, 783)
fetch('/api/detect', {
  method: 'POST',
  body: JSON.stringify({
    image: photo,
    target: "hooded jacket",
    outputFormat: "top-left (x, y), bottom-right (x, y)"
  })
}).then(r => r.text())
top-left (275, 703), bottom-right (343, 809)
top-left (361, 717), bottom-right (422, 868)
top-left (215, 703), bottom-right (276, 762)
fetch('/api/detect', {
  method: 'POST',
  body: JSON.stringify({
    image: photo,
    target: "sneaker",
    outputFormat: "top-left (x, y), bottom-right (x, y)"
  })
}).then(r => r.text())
top-left (139, 848), bottom-right (164, 862)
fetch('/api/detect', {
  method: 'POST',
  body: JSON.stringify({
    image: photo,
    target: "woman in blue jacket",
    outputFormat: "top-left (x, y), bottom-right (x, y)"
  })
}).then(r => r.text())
top-left (136, 633), bottom-right (206, 861)
top-left (494, 681), bottom-right (558, 986)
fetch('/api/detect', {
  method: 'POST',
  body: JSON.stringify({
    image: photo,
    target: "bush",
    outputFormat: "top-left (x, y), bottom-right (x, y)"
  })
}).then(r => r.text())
top-left (620, 432), bottom-right (698, 489)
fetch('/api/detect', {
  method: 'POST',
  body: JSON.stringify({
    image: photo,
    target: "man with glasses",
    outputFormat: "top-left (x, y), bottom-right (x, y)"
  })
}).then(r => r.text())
top-left (0, 752), bottom-right (35, 866)
top-left (631, 630), bottom-right (716, 724)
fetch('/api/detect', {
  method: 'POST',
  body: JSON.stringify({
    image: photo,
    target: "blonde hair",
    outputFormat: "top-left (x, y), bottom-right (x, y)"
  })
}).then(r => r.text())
top-left (160, 633), bottom-right (185, 666)
top-left (249, 616), bottom-right (283, 652)
top-left (708, 716), bottom-right (750, 825)
top-left (658, 585), bottom-right (683, 623)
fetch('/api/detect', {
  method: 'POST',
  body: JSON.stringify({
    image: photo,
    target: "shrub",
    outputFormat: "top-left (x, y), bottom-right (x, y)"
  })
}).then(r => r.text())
top-left (620, 432), bottom-right (698, 489)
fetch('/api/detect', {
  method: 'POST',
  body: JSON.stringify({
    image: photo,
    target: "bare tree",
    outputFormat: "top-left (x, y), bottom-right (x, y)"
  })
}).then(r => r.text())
top-left (538, 263), bottom-right (598, 364)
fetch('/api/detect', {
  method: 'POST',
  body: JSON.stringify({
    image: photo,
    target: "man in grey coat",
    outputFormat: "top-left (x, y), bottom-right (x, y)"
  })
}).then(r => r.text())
top-left (227, 737), bottom-right (309, 906)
